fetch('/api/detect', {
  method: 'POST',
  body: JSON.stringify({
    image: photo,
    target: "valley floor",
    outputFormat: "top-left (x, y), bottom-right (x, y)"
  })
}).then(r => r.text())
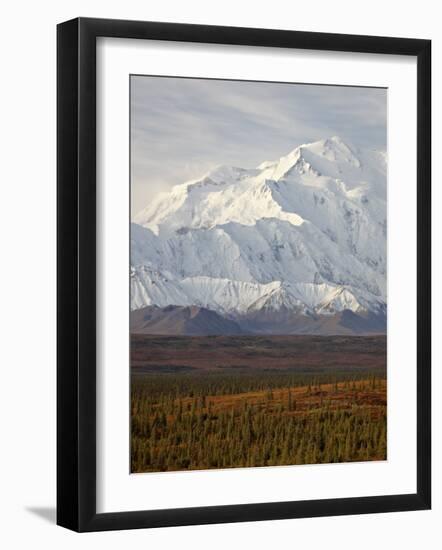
top-left (131, 335), bottom-right (387, 473)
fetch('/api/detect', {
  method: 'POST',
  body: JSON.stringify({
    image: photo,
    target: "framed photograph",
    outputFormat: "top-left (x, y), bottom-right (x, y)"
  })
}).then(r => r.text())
top-left (57, 17), bottom-right (431, 532)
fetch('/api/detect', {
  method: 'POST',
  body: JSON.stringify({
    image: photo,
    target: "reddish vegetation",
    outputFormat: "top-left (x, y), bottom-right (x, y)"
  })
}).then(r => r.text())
top-left (175, 379), bottom-right (387, 417)
top-left (131, 376), bottom-right (387, 472)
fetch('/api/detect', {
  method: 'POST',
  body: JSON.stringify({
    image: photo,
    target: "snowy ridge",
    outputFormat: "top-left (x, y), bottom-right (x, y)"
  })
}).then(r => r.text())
top-left (131, 137), bottom-right (387, 327)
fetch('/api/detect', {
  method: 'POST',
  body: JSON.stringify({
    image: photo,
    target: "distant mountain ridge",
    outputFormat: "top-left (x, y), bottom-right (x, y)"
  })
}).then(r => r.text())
top-left (131, 137), bottom-right (387, 335)
top-left (130, 305), bottom-right (245, 336)
top-left (130, 305), bottom-right (385, 336)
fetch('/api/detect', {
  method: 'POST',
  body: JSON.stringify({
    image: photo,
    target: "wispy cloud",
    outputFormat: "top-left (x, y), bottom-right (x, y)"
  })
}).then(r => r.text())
top-left (131, 76), bottom-right (386, 216)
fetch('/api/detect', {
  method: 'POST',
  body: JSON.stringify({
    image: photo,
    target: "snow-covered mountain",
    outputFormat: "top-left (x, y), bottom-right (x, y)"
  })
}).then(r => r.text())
top-left (131, 137), bottom-right (387, 334)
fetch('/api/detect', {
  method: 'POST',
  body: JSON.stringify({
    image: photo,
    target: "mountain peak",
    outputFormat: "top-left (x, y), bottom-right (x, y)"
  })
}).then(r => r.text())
top-left (258, 136), bottom-right (361, 183)
top-left (300, 136), bottom-right (361, 168)
top-left (328, 135), bottom-right (346, 145)
top-left (284, 135), bottom-right (349, 154)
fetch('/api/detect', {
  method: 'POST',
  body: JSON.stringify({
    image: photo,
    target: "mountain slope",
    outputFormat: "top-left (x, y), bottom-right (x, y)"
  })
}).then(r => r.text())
top-left (130, 305), bottom-right (245, 336)
top-left (131, 137), bottom-right (387, 334)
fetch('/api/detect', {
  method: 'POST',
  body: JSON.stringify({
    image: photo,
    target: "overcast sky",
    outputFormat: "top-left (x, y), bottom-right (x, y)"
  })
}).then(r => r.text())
top-left (131, 76), bottom-right (387, 217)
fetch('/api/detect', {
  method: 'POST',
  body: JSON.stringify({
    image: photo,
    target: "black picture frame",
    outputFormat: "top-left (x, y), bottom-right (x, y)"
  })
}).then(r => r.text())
top-left (57, 17), bottom-right (431, 532)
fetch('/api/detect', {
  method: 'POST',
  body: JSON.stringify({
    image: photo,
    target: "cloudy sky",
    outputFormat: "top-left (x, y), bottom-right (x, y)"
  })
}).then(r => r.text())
top-left (131, 76), bottom-right (386, 217)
